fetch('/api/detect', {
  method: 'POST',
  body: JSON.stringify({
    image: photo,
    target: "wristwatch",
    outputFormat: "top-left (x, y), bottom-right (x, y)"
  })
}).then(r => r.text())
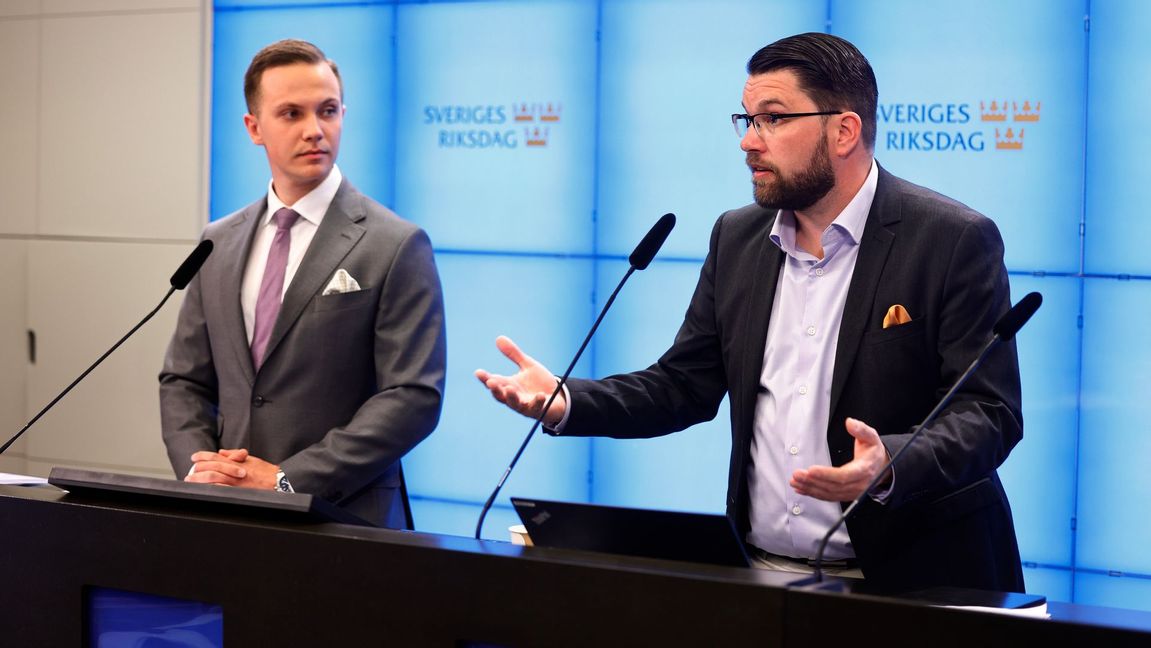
top-left (275, 470), bottom-right (294, 493)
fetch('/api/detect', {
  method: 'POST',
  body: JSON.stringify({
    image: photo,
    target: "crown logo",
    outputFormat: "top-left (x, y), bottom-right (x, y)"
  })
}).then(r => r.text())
top-left (980, 100), bottom-right (1008, 122)
top-left (540, 102), bottom-right (562, 123)
top-left (525, 126), bottom-right (549, 147)
top-left (1012, 100), bottom-right (1040, 122)
top-left (994, 127), bottom-right (1024, 150)
top-left (514, 102), bottom-right (536, 122)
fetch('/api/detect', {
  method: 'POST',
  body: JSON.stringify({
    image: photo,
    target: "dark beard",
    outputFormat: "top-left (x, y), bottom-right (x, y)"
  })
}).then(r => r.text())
top-left (750, 137), bottom-right (835, 211)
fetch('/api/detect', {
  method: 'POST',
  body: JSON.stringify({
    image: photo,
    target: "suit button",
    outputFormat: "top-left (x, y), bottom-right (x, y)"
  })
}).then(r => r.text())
top-left (252, 395), bottom-right (265, 407)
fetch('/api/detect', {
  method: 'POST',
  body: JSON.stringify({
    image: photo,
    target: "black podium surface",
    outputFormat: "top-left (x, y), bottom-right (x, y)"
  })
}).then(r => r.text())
top-left (1, 482), bottom-right (1149, 646)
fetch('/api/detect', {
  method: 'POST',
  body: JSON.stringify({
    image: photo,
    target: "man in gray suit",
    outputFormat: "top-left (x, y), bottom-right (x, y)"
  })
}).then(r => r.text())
top-left (160, 39), bottom-right (445, 528)
top-left (477, 33), bottom-right (1024, 592)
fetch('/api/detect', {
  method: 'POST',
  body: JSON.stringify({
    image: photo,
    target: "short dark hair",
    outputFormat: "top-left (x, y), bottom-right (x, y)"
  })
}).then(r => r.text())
top-left (243, 39), bottom-right (342, 115)
top-left (746, 33), bottom-right (878, 150)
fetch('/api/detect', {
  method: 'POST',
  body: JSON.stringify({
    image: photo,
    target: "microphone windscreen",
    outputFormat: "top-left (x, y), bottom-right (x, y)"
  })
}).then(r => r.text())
top-left (992, 291), bottom-right (1042, 341)
top-left (170, 240), bottom-right (214, 290)
top-left (629, 213), bottom-right (676, 270)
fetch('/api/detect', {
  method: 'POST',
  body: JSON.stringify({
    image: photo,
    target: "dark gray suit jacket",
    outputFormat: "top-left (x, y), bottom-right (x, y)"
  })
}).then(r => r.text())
top-left (561, 166), bottom-right (1025, 592)
top-left (160, 180), bottom-right (446, 528)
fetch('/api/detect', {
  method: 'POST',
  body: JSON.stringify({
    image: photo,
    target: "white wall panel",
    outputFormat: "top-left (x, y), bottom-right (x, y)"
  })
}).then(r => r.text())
top-left (24, 240), bottom-right (190, 478)
top-left (0, 1), bottom-right (40, 17)
top-left (42, 0), bottom-right (198, 13)
top-left (0, 18), bottom-right (39, 235)
top-left (38, 9), bottom-right (202, 240)
top-left (0, 241), bottom-right (28, 475)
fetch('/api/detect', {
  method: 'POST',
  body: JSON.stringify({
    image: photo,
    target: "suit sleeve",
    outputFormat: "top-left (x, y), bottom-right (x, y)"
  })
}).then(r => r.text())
top-left (880, 216), bottom-right (1023, 509)
top-left (562, 215), bottom-right (730, 438)
top-left (278, 227), bottom-right (446, 500)
top-left (158, 250), bottom-right (221, 477)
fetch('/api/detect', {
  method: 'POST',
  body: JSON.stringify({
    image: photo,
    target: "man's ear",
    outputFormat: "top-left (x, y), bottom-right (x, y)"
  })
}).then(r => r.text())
top-left (832, 111), bottom-right (863, 157)
top-left (243, 113), bottom-right (263, 146)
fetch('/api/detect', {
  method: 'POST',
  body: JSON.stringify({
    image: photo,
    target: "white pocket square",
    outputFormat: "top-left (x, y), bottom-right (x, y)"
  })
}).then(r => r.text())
top-left (322, 269), bottom-right (361, 295)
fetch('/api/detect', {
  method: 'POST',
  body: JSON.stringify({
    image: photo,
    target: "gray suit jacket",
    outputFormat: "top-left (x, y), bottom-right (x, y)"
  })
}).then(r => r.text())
top-left (159, 180), bottom-right (446, 528)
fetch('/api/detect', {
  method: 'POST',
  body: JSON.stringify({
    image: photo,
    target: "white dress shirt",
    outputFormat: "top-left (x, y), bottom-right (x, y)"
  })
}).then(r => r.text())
top-left (240, 165), bottom-right (343, 344)
top-left (746, 160), bottom-right (878, 560)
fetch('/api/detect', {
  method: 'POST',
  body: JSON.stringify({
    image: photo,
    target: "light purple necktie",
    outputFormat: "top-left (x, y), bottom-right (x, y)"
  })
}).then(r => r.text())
top-left (251, 208), bottom-right (300, 370)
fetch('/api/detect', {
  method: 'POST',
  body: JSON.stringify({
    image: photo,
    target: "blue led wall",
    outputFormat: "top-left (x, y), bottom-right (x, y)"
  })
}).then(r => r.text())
top-left (211, 0), bottom-right (1151, 610)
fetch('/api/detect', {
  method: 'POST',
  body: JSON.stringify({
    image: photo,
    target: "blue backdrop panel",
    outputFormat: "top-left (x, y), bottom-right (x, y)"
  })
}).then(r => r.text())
top-left (1078, 278), bottom-right (1151, 574)
top-left (1075, 572), bottom-right (1151, 611)
top-left (393, 0), bottom-right (598, 254)
top-left (1084, 0), bottom-right (1151, 275)
top-left (410, 497), bottom-right (522, 541)
top-left (832, 0), bottom-right (1086, 273)
top-left (403, 254), bottom-right (595, 512)
top-left (1022, 566), bottom-right (1073, 604)
top-left (211, 2), bottom-right (395, 219)
top-left (998, 275), bottom-right (1080, 568)
top-left (588, 258), bottom-right (730, 512)
top-left (595, 0), bottom-right (825, 259)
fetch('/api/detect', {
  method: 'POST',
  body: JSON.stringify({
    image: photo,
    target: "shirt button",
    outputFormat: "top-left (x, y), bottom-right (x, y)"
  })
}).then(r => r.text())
top-left (798, 385), bottom-right (808, 395)
top-left (789, 446), bottom-right (799, 455)
top-left (792, 505), bottom-right (802, 515)
top-left (806, 326), bottom-right (816, 336)
top-left (815, 268), bottom-right (825, 276)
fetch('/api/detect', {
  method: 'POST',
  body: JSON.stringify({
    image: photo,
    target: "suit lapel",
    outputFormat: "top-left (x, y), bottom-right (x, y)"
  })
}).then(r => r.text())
top-left (827, 168), bottom-right (901, 421)
top-left (261, 181), bottom-right (367, 369)
top-left (219, 199), bottom-right (266, 386)
top-left (735, 212), bottom-right (785, 450)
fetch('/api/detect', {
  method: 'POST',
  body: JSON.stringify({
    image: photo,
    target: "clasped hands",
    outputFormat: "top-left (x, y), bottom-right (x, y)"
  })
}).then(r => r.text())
top-left (185, 447), bottom-right (280, 490)
top-left (476, 336), bottom-right (891, 503)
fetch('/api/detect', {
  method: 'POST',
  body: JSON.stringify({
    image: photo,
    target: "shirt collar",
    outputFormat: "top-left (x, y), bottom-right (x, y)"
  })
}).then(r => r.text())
top-left (264, 164), bottom-right (343, 227)
top-left (770, 159), bottom-right (879, 259)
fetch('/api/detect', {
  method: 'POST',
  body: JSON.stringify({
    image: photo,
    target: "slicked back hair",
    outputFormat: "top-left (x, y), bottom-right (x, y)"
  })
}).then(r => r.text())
top-left (747, 33), bottom-right (878, 150)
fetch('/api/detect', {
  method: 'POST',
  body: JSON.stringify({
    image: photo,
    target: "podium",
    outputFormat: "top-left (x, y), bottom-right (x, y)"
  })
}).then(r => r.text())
top-left (1, 480), bottom-right (1150, 646)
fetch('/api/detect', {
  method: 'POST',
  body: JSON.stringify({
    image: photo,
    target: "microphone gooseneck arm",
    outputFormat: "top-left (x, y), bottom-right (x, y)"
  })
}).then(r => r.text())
top-left (473, 214), bottom-right (676, 540)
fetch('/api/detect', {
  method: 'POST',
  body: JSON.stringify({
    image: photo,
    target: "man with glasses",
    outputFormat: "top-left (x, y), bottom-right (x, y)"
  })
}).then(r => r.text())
top-left (477, 32), bottom-right (1024, 593)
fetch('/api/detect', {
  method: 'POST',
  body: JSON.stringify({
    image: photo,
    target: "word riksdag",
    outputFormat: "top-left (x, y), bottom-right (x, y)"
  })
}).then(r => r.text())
top-left (880, 101), bottom-right (1039, 152)
top-left (424, 103), bottom-right (560, 149)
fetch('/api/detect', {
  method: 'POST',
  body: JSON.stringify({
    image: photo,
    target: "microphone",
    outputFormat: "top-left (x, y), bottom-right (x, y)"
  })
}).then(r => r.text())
top-left (474, 214), bottom-right (676, 539)
top-left (793, 291), bottom-right (1042, 587)
top-left (0, 240), bottom-right (214, 456)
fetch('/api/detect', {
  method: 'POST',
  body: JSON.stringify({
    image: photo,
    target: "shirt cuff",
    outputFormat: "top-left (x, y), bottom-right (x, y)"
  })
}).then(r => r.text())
top-left (544, 381), bottom-right (572, 435)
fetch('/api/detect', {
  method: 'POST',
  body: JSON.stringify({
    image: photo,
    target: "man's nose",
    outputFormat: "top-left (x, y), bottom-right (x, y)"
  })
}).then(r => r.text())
top-left (740, 126), bottom-right (764, 153)
top-left (302, 113), bottom-right (324, 140)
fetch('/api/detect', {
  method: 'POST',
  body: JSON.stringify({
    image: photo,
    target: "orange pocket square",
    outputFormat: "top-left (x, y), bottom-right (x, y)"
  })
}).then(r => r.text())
top-left (883, 304), bottom-right (912, 328)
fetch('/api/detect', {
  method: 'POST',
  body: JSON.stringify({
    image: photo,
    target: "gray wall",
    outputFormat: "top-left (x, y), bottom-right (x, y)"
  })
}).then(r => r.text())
top-left (0, 0), bottom-right (210, 479)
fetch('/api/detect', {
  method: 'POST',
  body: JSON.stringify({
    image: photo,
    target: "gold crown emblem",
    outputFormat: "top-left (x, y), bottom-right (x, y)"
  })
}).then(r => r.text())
top-left (514, 102), bottom-right (536, 122)
top-left (994, 127), bottom-right (1024, 150)
top-left (540, 102), bottom-right (562, 123)
top-left (980, 100), bottom-right (1008, 122)
top-left (1012, 100), bottom-right (1040, 122)
top-left (525, 126), bottom-right (549, 147)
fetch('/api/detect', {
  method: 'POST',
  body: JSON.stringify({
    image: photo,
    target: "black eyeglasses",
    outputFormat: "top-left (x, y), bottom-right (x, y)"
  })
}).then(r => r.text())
top-left (731, 111), bottom-right (843, 138)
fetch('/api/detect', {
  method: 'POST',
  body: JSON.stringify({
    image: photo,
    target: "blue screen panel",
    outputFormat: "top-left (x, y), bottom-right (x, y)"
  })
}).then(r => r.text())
top-left (393, 0), bottom-right (598, 254)
top-left (596, 0), bottom-right (825, 259)
top-left (1084, 0), bottom-right (1151, 275)
top-left (998, 275), bottom-right (1080, 568)
top-left (1074, 572), bottom-right (1151, 612)
top-left (88, 587), bottom-right (222, 647)
top-left (411, 496), bottom-right (522, 541)
top-left (403, 253), bottom-right (595, 507)
top-left (1078, 278), bottom-right (1151, 575)
top-left (833, 0), bottom-right (1086, 273)
top-left (1022, 566), bottom-right (1073, 603)
top-left (589, 259), bottom-right (730, 512)
top-left (211, 3), bottom-right (396, 219)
